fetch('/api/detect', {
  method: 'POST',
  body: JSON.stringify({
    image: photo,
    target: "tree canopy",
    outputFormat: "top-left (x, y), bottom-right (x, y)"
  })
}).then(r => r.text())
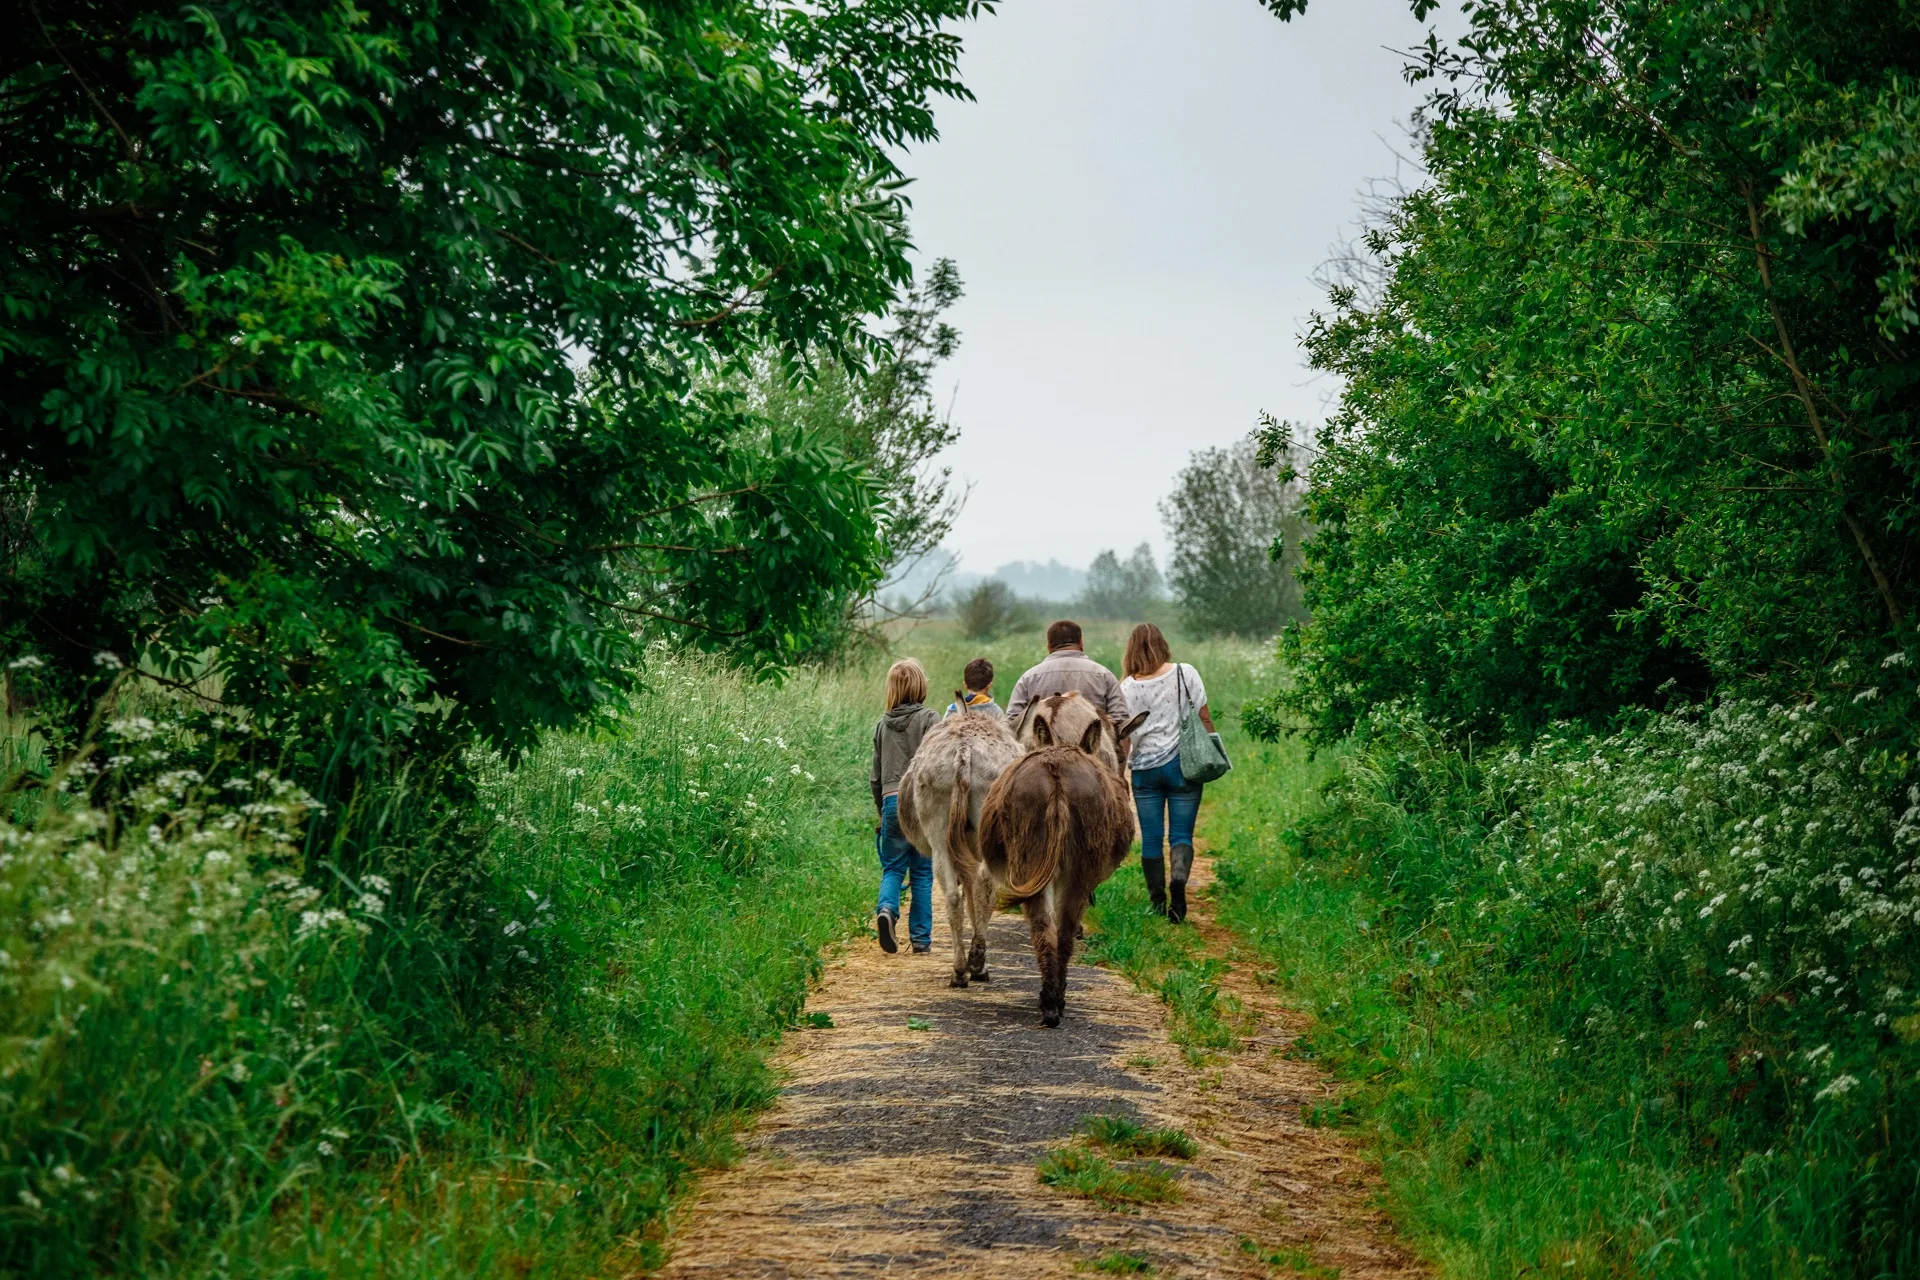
top-left (1078, 544), bottom-right (1165, 620)
top-left (1164, 436), bottom-right (1306, 638)
top-left (1262, 0), bottom-right (1920, 748)
top-left (2, 0), bottom-right (989, 762)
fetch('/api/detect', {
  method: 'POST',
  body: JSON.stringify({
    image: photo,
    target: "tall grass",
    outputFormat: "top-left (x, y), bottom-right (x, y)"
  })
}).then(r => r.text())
top-left (1211, 696), bottom-right (1920, 1279)
top-left (1, 651), bottom-right (881, 1277)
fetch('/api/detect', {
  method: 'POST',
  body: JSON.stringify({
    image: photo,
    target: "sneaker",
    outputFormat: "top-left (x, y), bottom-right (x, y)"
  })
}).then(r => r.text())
top-left (877, 910), bottom-right (899, 954)
top-left (911, 943), bottom-right (931, 954)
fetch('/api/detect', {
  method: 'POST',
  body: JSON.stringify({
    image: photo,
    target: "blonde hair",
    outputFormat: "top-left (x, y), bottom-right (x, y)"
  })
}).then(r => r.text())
top-left (1122, 623), bottom-right (1173, 679)
top-left (885, 658), bottom-right (929, 709)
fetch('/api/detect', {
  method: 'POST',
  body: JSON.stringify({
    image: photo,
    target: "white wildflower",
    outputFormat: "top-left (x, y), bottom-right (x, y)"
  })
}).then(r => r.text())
top-left (1814, 1074), bottom-right (1859, 1101)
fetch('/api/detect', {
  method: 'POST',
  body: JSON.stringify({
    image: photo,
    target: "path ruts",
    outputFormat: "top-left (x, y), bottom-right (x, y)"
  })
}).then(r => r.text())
top-left (656, 857), bottom-right (1425, 1278)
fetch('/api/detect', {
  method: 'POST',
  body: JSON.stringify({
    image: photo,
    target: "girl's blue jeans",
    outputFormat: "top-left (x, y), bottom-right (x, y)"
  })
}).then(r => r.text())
top-left (876, 794), bottom-right (933, 949)
top-left (1131, 755), bottom-right (1204, 861)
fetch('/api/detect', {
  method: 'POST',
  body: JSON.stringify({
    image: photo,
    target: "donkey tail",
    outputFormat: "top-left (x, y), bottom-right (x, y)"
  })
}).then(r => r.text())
top-left (1002, 762), bottom-right (1069, 902)
top-left (945, 742), bottom-right (975, 873)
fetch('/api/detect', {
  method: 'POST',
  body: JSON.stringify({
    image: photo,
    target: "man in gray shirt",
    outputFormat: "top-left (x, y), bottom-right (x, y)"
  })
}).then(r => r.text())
top-left (1005, 619), bottom-right (1133, 757)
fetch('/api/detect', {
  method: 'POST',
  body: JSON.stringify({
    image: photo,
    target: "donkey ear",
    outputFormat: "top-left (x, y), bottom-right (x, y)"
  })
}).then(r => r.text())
top-left (1032, 715), bottom-right (1053, 747)
top-left (1079, 719), bottom-right (1105, 755)
top-left (955, 688), bottom-right (968, 709)
top-left (1117, 711), bottom-right (1150, 742)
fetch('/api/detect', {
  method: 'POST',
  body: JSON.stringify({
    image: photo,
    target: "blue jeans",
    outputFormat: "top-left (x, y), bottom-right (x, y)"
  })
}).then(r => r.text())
top-left (876, 795), bottom-right (933, 948)
top-left (1132, 756), bottom-right (1203, 861)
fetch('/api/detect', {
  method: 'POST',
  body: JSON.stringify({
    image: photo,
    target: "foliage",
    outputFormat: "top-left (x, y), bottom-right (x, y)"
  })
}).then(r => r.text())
top-left (0, 651), bottom-right (878, 1277)
top-left (954, 579), bottom-right (1035, 641)
top-left (1258, 0), bottom-right (1920, 744)
top-left (1, 0), bottom-right (990, 762)
top-left (1162, 437), bottom-right (1305, 638)
top-left (735, 258), bottom-right (970, 630)
top-left (1212, 697), bottom-right (1920, 1279)
top-left (1078, 544), bottom-right (1166, 620)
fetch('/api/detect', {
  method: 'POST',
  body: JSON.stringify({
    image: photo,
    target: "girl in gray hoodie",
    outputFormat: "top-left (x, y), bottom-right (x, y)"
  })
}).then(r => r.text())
top-left (870, 658), bottom-right (938, 953)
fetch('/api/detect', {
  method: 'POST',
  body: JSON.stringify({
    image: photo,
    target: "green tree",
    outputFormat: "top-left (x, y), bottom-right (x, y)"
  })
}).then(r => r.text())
top-left (1, 0), bottom-right (989, 763)
top-left (735, 258), bottom-right (968, 631)
top-left (1078, 544), bottom-right (1165, 620)
top-left (956, 578), bottom-right (1033, 640)
top-left (1162, 437), bottom-right (1305, 637)
top-left (1260, 0), bottom-right (1920, 746)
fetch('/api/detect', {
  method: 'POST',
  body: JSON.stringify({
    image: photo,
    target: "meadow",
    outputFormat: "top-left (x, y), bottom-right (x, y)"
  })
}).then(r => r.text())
top-left (12, 617), bottom-right (1914, 1279)
top-left (0, 618), bottom-right (1255, 1278)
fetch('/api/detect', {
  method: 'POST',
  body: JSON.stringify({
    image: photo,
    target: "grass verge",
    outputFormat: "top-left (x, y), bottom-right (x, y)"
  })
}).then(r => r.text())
top-left (1206, 700), bottom-right (1920, 1279)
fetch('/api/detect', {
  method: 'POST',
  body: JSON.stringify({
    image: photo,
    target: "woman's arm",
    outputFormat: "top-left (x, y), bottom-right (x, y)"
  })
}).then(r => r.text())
top-left (1199, 703), bottom-right (1216, 734)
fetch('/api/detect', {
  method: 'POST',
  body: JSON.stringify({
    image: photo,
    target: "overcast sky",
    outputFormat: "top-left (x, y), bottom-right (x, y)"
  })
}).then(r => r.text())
top-left (898, 0), bottom-right (1434, 574)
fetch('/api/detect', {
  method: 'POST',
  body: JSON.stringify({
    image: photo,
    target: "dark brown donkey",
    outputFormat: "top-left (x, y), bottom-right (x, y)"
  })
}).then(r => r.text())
top-left (978, 705), bottom-right (1145, 1027)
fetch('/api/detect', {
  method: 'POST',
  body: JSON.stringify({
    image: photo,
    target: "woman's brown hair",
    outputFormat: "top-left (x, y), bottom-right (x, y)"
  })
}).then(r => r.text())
top-left (885, 658), bottom-right (929, 709)
top-left (1123, 623), bottom-right (1172, 679)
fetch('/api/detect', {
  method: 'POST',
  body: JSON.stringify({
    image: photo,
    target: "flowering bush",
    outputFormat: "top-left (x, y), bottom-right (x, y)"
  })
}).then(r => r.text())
top-left (1295, 694), bottom-right (1920, 1273)
top-left (0, 710), bottom-right (399, 1269)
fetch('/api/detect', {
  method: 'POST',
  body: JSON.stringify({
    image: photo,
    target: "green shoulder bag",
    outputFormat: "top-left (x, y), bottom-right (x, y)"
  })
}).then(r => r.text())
top-left (1176, 665), bottom-right (1231, 784)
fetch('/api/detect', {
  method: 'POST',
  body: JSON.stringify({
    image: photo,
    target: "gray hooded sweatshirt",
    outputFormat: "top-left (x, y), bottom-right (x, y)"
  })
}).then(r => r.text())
top-left (870, 701), bottom-right (938, 814)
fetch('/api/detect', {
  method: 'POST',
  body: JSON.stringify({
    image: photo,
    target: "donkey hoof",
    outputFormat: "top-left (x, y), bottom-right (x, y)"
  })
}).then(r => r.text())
top-left (949, 971), bottom-right (969, 989)
top-left (970, 968), bottom-right (991, 983)
top-left (1040, 1011), bottom-right (1062, 1028)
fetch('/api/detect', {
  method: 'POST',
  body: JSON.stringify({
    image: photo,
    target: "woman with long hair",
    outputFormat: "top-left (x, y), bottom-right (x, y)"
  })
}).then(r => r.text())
top-left (1119, 623), bottom-right (1215, 922)
top-left (869, 658), bottom-right (938, 952)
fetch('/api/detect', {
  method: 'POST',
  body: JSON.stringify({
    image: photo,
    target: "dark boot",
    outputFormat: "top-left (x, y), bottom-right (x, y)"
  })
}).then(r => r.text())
top-left (1142, 857), bottom-right (1168, 917)
top-left (1169, 844), bottom-right (1194, 924)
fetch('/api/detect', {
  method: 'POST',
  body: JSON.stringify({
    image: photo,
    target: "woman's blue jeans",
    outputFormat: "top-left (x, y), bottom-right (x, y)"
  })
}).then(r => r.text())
top-left (1131, 756), bottom-right (1203, 862)
top-left (876, 794), bottom-right (933, 949)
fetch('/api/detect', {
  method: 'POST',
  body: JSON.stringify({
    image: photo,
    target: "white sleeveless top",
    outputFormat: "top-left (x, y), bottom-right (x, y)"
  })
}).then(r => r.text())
top-left (1120, 663), bottom-right (1205, 772)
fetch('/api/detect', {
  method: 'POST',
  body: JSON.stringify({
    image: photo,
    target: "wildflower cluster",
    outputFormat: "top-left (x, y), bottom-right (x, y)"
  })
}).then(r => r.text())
top-left (0, 703), bottom-right (391, 1254)
top-left (1332, 695), bottom-right (1920, 1126)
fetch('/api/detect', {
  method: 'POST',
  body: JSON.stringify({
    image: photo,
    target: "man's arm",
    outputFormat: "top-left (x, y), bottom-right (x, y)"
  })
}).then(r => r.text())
top-left (1098, 669), bottom-right (1134, 763)
top-left (1004, 669), bottom-right (1035, 728)
top-left (1098, 670), bottom-right (1131, 730)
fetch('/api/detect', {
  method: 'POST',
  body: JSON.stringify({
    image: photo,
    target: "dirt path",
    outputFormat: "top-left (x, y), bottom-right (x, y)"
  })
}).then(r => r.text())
top-left (656, 857), bottom-right (1425, 1278)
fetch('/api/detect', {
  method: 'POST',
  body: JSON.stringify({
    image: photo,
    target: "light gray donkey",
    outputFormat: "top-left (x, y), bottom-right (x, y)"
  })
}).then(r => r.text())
top-left (896, 697), bottom-right (1024, 988)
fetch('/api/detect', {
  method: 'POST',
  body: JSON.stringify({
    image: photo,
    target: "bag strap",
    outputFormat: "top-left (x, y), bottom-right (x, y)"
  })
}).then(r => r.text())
top-left (1174, 663), bottom-right (1189, 718)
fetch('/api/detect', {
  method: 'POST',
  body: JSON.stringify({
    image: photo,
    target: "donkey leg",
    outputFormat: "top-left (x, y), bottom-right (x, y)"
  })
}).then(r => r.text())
top-left (966, 867), bottom-right (993, 980)
top-left (1027, 891), bottom-right (1065, 1027)
top-left (1050, 891), bottom-right (1088, 1025)
top-left (937, 854), bottom-right (969, 988)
